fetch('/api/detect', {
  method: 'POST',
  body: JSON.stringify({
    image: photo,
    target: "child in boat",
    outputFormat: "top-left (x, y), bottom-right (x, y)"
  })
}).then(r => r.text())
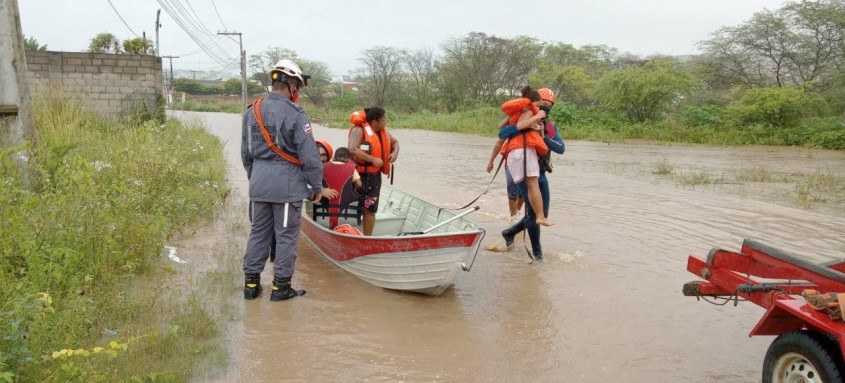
top-left (497, 87), bottom-right (553, 227)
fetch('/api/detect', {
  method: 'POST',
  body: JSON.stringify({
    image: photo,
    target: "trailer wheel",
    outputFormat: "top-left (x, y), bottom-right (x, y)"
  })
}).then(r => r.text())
top-left (763, 331), bottom-right (843, 383)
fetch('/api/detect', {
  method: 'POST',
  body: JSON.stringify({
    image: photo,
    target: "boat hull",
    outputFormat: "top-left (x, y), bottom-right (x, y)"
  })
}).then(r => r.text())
top-left (300, 195), bottom-right (483, 296)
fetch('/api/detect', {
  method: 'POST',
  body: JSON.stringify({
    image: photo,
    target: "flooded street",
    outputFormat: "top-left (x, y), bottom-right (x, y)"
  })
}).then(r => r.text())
top-left (174, 111), bottom-right (845, 383)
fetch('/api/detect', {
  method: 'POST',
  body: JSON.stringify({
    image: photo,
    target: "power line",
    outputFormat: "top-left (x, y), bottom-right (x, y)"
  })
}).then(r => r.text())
top-left (209, 0), bottom-right (228, 31)
top-left (157, 0), bottom-right (234, 65)
top-left (107, 0), bottom-right (140, 38)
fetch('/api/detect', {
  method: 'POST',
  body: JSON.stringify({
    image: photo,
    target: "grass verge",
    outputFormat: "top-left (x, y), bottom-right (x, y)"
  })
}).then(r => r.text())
top-left (1, 93), bottom-right (230, 382)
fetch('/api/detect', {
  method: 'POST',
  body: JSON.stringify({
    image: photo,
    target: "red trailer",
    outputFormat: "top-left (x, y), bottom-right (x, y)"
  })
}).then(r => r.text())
top-left (684, 238), bottom-right (845, 383)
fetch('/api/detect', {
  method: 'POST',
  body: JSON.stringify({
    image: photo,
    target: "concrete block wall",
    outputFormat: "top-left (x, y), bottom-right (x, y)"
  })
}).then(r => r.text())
top-left (25, 51), bottom-right (163, 118)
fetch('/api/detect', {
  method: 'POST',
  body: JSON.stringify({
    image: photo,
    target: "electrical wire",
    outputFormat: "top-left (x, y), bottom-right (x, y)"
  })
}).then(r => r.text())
top-left (157, 0), bottom-right (235, 65)
top-left (107, 0), bottom-right (140, 38)
top-left (209, 0), bottom-right (228, 31)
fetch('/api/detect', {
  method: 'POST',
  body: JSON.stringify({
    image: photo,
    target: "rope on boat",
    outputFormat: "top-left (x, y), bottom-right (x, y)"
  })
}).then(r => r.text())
top-left (462, 228), bottom-right (486, 272)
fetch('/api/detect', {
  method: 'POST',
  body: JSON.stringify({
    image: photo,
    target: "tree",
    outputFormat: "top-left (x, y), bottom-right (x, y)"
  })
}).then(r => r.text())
top-left (122, 37), bottom-right (153, 55)
top-left (401, 48), bottom-right (437, 110)
top-left (698, 1), bottom-right (845, 90)
top-left (23, 36), bottom-right (47, 52)
top-left (87, 32), bottom-right (121, 54)
top-left (438, 32), bottom-right (544, 103)
top-left (528, 63), bottom-right (594, 106)
top-left (248, 47), bottom-right (299, 87)
top-left (173, 78), bottom-right (209, 94)
top-left (592, 59), bottom-right (697, 122)
top-left (297, 60), bottom-right (332, 106)
top-left (726, 86), bottom-right (829, 127)
top-left (358, 46), bottom-right (403, 107)
top-left (439, 32), bottom-right (512, 102)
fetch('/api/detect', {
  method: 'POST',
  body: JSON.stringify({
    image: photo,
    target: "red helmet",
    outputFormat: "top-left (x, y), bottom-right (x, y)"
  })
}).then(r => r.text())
top-left (538, 88), bottom-right (556, 105)
top-left (315, 140), bottom-right (333, 162)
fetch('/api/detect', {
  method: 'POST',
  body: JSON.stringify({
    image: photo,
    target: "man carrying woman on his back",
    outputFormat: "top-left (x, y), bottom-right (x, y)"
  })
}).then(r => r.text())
top-left (497, 87), bottom-right (565, 261)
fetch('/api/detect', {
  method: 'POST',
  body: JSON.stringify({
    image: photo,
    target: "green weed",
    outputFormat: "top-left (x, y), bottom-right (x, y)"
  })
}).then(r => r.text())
top-left (652, 159), bottom-right (674, 175)
top-left (1, 93), bottom-right (228, 382)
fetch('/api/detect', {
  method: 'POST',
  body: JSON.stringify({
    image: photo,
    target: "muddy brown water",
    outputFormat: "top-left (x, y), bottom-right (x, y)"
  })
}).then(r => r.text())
top-left (172, 111), bottom-right (845, 383)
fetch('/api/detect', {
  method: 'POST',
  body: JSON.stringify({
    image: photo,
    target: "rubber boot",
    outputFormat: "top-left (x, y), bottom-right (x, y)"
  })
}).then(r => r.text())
top-left (270, 276), bottom-right (306, 301)
top-left (501, 229), bottom-right (515, 249)
top-left (244, 273), bottom-right (262, 300)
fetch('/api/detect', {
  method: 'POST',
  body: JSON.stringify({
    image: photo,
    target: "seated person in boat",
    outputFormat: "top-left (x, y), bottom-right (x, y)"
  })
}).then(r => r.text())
top-left (319, 147), bottom-right (363, 229)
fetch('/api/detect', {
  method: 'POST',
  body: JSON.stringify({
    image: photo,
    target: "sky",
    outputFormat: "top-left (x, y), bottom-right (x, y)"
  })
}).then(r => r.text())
top-left (18, 0), bottom-right (789, 79)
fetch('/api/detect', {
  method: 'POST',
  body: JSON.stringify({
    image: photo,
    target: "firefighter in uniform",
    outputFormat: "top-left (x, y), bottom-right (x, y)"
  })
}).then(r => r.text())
top-left (241, 59), bottom-right (333, 301)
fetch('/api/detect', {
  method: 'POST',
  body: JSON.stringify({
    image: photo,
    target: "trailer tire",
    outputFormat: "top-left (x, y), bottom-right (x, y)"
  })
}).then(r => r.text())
top-left (763, 331), bottom-right (843, 383)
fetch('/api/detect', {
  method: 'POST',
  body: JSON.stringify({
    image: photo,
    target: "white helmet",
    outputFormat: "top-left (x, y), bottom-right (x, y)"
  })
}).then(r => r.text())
top-left (269, 59), bottom-right (309, 87)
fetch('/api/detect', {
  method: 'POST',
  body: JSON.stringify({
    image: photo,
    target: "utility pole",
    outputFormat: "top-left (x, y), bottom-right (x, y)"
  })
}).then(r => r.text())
top-left (155, 10), bottom-right (165, 99)
top-left (154, 9), bottom-right (161, 56)
top-left (0, 0), bottom-right (35, 183)
top-left (162, 55), bottom-right (179, 104)
top-left (217, 31), bottom-right (246, 113)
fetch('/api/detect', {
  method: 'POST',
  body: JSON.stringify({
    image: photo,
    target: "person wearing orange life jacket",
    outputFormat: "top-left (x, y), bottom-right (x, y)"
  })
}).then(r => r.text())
top-left (497, 86), bottom-right (553, 228)
top-left (347, 107), bottom-right (399, 236)
top-left (500, 87), bottom-right (565, 262)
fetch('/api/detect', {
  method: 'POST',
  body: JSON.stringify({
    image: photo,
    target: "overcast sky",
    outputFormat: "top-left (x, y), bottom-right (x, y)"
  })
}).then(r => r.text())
top-left (19, 0), bottom-right (787, 78)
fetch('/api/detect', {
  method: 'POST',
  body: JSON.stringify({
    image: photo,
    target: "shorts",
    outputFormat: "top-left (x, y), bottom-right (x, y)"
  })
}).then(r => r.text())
top-left (506, 147), bottom-right (540, 183)
top-left (504, 168), bottom-right (520, 201)
top-left (359, 172), bottom-right (382, 213)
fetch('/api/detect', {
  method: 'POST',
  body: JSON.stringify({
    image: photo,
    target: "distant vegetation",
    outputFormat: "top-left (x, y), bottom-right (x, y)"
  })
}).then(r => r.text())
top-left (171, 0), bottom-right (845, 149)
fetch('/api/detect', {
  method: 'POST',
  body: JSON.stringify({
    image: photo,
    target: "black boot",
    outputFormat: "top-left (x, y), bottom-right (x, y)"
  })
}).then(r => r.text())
top-left (270, 276), bottom-right (306, 301)
top-left (501, 229), bottom-right (515, 249)
top-left (244, 273), bottom-right (262, 300)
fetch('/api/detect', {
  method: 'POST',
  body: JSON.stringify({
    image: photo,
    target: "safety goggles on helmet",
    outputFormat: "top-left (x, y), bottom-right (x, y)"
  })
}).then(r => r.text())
top-left (270, 59), bottom-right (310, 87)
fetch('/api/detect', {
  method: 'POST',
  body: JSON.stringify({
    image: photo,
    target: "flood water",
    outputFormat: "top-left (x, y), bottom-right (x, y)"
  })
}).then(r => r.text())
top-left (173, 111), bottom-right (845, 383)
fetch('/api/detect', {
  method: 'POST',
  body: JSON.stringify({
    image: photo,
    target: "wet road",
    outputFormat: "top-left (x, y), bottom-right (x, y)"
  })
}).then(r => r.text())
top-left (173, 110), bottom-right (845, 383)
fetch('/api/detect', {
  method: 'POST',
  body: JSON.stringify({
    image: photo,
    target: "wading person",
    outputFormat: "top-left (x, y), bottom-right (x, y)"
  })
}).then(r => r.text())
top-left (499, 86), bottom-right (553, 227)
top-left (241, 58), bottom-right (325, 301)
top-left (348, 107), bottom-right (399, 236)
top-left (501, 88), bottom-right (565, 261)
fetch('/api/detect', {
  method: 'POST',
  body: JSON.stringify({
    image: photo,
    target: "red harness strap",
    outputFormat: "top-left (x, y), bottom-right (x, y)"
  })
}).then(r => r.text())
top-left (252, 97), bottom-right (302, 166)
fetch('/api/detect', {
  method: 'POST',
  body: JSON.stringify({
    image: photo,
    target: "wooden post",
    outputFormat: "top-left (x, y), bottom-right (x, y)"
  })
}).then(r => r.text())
top-left (0, 0), bottom-right (35, 183)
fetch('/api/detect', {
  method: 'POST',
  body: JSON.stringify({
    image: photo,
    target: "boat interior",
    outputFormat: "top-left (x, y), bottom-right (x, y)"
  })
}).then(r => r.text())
top-left (307, 186), bottom-right (480, 236)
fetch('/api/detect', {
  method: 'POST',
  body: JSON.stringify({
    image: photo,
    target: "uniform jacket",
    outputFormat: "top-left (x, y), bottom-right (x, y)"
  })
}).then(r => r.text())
top-left (241, 92), bottom-right (323, 203)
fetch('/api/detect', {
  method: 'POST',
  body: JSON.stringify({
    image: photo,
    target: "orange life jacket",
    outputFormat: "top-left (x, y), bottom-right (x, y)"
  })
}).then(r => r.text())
top-left (501, 98), bottom-right (540, 124)
top-left (499, 98), bottom-right (548, 157)
top-left (333, 224), bottom-right (363, 236)
top-left (322, 161), bottom-right (358, 229)
top-left (348, 110), bottom-right (391, 175)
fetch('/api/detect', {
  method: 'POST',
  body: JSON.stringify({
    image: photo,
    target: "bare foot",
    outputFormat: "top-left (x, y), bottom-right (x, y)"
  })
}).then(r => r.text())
top-left (536, 217), bottom-right (554, 227)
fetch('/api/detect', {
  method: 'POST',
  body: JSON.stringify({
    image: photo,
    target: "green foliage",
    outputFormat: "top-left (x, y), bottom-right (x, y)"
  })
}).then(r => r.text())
top-left (330, 92), bottom-right (359, 111)
top-left (528, 64), bottom-right (595, 106)
top-left (1, 94), bottom-right (228, 381)
top-left (548, 102), bottom-right (578, 125)
top-left (122, 38), bottom-right (154, 55)
top-left (23, 36), bottom-right (47, 52)
top-left (87, 33), bottom-right (121, 54)
top-left (169, 95), bottom-right (243, 114)
top-left (592, 60), bottom-right (697, 122)
top-left (681, 104), bottom-right (723, 127)
top-left (726, 86), bottom-right (829, 128)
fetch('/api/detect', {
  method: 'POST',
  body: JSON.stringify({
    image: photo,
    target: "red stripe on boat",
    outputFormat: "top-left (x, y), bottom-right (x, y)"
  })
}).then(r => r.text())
top-left (301, 219), bottom-right (478, 262)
